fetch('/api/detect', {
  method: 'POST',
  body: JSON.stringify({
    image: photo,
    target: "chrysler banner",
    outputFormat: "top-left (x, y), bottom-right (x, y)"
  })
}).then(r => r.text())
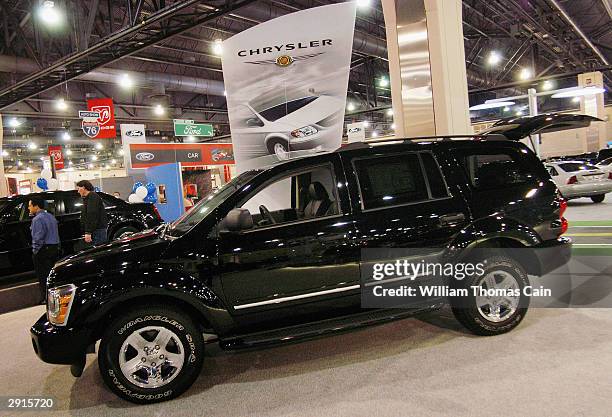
top-left (222, 3), bottom-right (356, 171)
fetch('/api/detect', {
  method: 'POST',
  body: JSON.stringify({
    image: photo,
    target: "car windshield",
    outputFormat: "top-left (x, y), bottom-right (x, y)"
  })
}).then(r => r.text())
top-left (258, 96), bottom-right (318, 122)
top-left (166, 170), bottom-right (259, 237)
top-left (559, 162), bottom-right (599, 172)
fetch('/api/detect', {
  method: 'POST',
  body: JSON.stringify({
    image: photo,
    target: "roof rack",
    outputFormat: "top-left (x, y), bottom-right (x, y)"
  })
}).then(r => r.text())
top-left (336, 134), bottom-right (501, 152)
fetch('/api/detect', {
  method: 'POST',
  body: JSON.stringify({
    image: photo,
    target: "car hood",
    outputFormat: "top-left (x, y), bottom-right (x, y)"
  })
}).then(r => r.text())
top-left (49, 230), bottom-right (170, 287)
top-left (480, 113), bottom-right (602, 140)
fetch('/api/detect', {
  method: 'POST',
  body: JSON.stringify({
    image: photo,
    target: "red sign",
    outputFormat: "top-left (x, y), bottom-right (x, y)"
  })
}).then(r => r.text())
top-left (86, 98), bottom-right (116, 139)
top-left (128, 143), bottom-right (234, 169)
top-left (48, 145), bottom-right (64, 169)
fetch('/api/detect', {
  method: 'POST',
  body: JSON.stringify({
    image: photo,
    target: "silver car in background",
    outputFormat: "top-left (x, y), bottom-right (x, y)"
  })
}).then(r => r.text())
top-left (545, 160), bottom-right (612, 203)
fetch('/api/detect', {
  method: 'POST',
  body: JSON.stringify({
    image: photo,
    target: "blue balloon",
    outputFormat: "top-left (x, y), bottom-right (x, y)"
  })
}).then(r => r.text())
top-left (132, 182), bottom-right (143, 193)
top-left (144, 194), bottom-right (157, 204)
top-left (145, 182), bottom-right (156, 196)
top-left (36, 178), bottom-right (48, 191)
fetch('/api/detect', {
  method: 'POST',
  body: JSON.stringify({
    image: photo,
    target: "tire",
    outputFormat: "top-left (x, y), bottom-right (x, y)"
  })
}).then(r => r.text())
top-left (450, 256), bottom-right (530, 336)
top-left (111, 225), bottom-right (139, 240)
top-left (266, 138), bottom-right (290, 160)
top-left (590, 194), bottom-right (605, 203)
top-left (98, 305), bottom-right (204, 404)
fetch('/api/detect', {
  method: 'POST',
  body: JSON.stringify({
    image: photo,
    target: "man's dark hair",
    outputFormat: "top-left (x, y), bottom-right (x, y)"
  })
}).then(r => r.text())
top-left (76, 180), bottom-right (94, 191)
top-left (30, 197), bottom-right (45, 209)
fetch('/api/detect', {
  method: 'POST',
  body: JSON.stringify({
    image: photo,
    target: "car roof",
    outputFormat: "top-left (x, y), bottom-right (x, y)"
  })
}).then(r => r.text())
top-left (0, 190), bottom-right (112, 202)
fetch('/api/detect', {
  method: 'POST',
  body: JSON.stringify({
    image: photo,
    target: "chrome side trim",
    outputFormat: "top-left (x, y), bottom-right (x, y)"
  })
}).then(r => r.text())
top-left (233, 284), bottom-right (360, 310)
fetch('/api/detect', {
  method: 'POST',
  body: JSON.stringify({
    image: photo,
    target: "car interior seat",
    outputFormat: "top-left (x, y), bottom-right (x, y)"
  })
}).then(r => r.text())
top-left (303, 182), bottom-right (333, 218)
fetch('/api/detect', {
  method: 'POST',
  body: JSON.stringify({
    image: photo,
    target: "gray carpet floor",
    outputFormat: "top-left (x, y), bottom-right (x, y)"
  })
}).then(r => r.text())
top-left (2, 305), bottom-right (612, 417)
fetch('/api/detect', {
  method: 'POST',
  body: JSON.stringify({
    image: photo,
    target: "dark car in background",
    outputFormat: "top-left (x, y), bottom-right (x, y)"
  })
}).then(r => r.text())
top-left (0, 191), bottom-right (162, 284)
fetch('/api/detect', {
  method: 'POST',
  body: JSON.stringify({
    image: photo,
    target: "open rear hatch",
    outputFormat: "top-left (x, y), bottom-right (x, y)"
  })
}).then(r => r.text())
top-left (480, 113), bottom-right (603, 140)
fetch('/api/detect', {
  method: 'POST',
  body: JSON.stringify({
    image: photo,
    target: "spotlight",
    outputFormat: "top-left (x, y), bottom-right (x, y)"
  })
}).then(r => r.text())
top-left (28, 142), bottom-right (37, 150)
top-left (212, 39), bottom-right (223, 55)
top-left (56, 98), bottom-right (68, 111)
top-left (386, 108), bottom-right (393, 117)
top-left (378, 77), bottom-right (389, 87)
top-left (154, 104), bottom-right (165, 116)
top-left (88, 163), bottom-right (94, 169)
top-left (62, 131), bottom-right (71, 141)
top-left (91, 155), bottom-right (98, 161)
top-left (17, 161), bottom-right (23, 166)
top-left (111, 159), bottom-right (117, 164)
top-left (515, 110), bottom-right (524, 116)
top-left (356, 0), bottom-right (371, 8)
top-left (8, 118), bottom-right (20, 128)
top-left (371, 131), bottom-right (378, 138)
top-left (118, 149), bottom-right (125, 156)
top-left (186, 136), bottom-right (196, 142)
top-left (363, 120), bottom-right (370, 127)
top-left (38, 1), bottom-right (62, 26)
top-left (1, 150), bottom-right (7, 157)
top-left (572, 97), bottom-right (581, 103)
top-left (487, 51), bottom-right (502, 66)
top-left (118, 73), bottom-right (133, 89)
top-left (503, 106), bottom-right (511, 112)
top-left (519, 68), bottom-right (532, 80)
top-left (542, 80), bottom-right (554, 91)
top-left (347, 102), bottom-right (355, 112)
top-left (95, 142), bottom-right (103, 150)
top-left (65, 149), bottom-right (72, 156)
top-left (391, 123), bottom-right (396, 130)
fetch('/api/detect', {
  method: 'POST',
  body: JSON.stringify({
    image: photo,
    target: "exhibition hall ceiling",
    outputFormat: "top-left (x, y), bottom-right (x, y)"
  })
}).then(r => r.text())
top-left (0, 0), bottom-right (610, 171)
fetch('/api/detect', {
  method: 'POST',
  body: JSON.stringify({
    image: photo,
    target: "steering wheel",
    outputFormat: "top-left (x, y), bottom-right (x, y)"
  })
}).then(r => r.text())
top-left (259, 205), bottom-right (276, 225)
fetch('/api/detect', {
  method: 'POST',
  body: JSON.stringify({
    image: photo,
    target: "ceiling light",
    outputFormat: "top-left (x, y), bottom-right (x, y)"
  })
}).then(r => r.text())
top-left (111, 159), bottom-right (117, 164)
top-left (519, 68), bottom-right (532, 80)
top-left (1, 150), bottom-right (7, 157)
top-left (347, 102), bottom-right (356, 112)
top-left (8, 117), bottom-right (20, 128)
top-left (65, 149), bottom-right (72, 156)
top-left (503, 106), bottom-right (511, 112)
top-left (28, 142), bottom-right (37, 150)
top-left (515, 110), bottom-right (524, 116)
top-left (118, 73), bottom-right (133, 89)
top-left (118, 149), bottom-right (125, 156)
top-left (212, 39), bottom-right (223, 55)
top-left (154, 104), bottom-right (165, 116)
top-left (186, 136), bottom-right (196, 142)
top-left (38, 1), bottom-right (62, 26)
top-left (371, 131), bottom-right (378, 138)
top-left (551, 86), bottom-right (606, 98)
top-left (95, 142), bottom-right (103, 150)
top-left (542, 80), bottom-right (554, 91)
top-left (572, 97), bottom-right (581, 103)
top-left (26, 167), bottom-right (33, 173)
top-left (469, 101), bottom-right (516, 110)
top-left (487, 51), bottom-right (502, 66)
top-left (56, 98), bottom-right (68, 110)
top-left (386, 108), bottom-right (393, 116)
top-left (356, 0), bottom-right (371, 8)
top-left (363, 120), bottom-right (370, 127)
top-left (68, 160), bottom-right (73, 165)
top-left (62, 131), bottom-right (71, 141)
top-left (88, 163), bottom-right (94, 169)
top-left (17, 161), bottom-right (22, 166)
top-left (378, 77), bottom-right (389, 87)
top-left (391, 123), bottom-right (396, 130)
top-left (91, 155), bottom-right (98, 161)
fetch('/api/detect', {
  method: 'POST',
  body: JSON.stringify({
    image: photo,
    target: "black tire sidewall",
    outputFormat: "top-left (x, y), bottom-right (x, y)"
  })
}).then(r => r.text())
top-left (267, 138), bottom-right (288, 156)
top-left (99, 307), bottom-right (204, 404)
top-left (591, 194), bottom-right (605, 203)
top-left (112, 225), bottom-right (139, 240)
top-left (452, 256), bottom-right (530, 335)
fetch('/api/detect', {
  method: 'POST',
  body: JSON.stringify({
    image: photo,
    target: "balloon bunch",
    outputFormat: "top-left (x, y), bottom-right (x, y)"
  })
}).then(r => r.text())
top-left (36, 169), bottom-right (58, 191)
top-left (128, 182), bottom-right (157, 204)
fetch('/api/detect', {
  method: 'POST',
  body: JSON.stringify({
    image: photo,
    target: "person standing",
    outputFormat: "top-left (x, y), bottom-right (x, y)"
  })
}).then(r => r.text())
top-left (29, 197), bottom-right (60, 303)
top-left (76, 180), bottom-right (109, 245)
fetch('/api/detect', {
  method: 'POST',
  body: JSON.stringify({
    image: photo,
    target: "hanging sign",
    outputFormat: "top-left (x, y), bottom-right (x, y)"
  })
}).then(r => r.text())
top-left (173, 120), bottom-right (214, 137)
top-left (48, 145), bottom-right (64, 170)
top-left (79, 110), bottom-right (101, 138)
top-left (87, 98), bottom-right (117, 139)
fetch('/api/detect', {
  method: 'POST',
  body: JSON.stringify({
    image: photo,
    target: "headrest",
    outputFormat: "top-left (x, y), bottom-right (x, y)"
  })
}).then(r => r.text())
top-left (225, 208), bottom-right (253, 231)
top-left (308, 182), bottom-right (329, 201)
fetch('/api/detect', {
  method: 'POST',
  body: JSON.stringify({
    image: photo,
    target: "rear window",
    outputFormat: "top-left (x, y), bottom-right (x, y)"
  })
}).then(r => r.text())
top-left (458, 151), bottom-right (532, 189)
top-left (259, 96), bottom-right (318, 122)
top-left (354, 153), bottom-right (428, 210)
top-left (559, 163), bottom-right (598, 172)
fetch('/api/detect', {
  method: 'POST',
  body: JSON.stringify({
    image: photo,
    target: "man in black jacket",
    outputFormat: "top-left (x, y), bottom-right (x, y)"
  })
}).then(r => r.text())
top-left (76, 180), bottom-right (109, 245)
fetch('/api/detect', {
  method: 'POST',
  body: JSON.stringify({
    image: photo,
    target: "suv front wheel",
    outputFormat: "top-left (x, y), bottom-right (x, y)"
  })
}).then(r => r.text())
top-left (451, 256), bottom-right (530, 336)
top-left (99, 305), bottom-right (204, 404)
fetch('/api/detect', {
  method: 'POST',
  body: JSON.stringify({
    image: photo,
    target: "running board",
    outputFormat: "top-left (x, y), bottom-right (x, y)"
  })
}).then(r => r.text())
top-left (219, 303), bottom-right (444, 350)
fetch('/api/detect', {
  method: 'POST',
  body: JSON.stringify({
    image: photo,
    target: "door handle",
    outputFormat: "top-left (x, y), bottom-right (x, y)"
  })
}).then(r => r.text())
top-left (439, 213), bottom-right (466, 225)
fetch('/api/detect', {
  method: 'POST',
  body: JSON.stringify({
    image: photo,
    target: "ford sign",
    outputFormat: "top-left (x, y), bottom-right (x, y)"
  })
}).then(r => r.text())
top-left (135, 152), bottom-right (155, 161)
top-left (126, 130), bottom-right (144, 137)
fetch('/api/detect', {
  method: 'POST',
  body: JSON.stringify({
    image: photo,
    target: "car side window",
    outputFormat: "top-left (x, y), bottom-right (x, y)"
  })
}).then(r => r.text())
top-left (3, 202), bottom-right (26, 222)
top-left (353, 153), bottom-right (429, 210)
top-left (420, 153), bottom-right (449, 199)
top-left (547, 166), bottom-right (559, 176)
top-left (459, 151), bottom-right (532, 190)
top-left (63, 192), bottom-right (84, 214)
top-left (240, 165), bottom-right (339, 228)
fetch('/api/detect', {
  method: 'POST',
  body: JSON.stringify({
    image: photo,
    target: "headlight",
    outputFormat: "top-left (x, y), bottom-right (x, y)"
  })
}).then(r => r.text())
top-left (290, 125), bottom-right (318, 138)
top-left (47, 284), bottom-right (76, 326)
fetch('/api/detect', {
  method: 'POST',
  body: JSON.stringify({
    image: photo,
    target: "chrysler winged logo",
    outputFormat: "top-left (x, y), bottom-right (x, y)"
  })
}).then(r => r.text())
top-left (275, 55), bottom-right (293, 67)
top-left (135, 152), bottom-right (155, 161)
top-left (245, 52), bottom-right (324, 66)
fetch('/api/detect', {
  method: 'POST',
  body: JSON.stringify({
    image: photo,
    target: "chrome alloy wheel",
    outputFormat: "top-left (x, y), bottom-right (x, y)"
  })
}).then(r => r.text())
top-left (475, 270), bottom-right (520, 323)
top-left (119, 326), bottom-right (185, 389)
top-left (274, 142), bottom-right (289, 160)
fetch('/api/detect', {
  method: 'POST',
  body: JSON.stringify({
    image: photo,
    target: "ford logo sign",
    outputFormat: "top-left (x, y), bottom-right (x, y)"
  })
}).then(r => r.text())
top-left (348, 127), bottom-right (361, 133)
top-left (135, 152), bottom-right (155, 161)
top-left (126, 130), bottom-right (143, 137)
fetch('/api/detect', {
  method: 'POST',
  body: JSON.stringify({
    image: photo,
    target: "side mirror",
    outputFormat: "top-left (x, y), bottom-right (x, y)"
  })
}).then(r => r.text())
top-left (221, 208), bottom-right (253, 233)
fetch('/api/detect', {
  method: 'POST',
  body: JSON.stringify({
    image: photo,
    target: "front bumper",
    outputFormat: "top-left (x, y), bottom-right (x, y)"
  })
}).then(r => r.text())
top-left (533, 237), bottom-right (572, 276)
top-left (30, 314), bottom-right (91, 365)
top-left (288, 128), bottom-right (335, 151)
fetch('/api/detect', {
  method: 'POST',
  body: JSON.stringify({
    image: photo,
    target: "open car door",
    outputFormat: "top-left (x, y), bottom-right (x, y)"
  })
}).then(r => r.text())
top-left (480, 113), bottom-right (603, 140)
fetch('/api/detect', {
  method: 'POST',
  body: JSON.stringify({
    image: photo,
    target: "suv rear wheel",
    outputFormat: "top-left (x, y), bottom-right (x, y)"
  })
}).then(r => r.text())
top-left (451, 256), bottom-right (530, 336)
top-left (111, 225), bottom-right (139, 240)
top-left (98, 305), bottom-right (204, 404)
top-left (591, 194), bottom-right (605, 203)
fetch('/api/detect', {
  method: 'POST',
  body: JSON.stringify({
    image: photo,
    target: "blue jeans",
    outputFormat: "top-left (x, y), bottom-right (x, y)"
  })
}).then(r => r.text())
top-left (92, 228), bottom-right (108, 245)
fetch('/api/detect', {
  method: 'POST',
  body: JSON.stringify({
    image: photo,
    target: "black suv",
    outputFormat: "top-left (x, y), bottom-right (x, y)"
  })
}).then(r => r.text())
top-left (0, 190), bottom-right (162, 284)
top-left (31, 115), bottom-right (592, 404)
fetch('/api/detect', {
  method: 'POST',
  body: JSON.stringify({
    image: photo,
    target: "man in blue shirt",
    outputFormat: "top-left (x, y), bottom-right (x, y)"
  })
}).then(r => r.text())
top-left (29, 197), bottom-right (60, 303)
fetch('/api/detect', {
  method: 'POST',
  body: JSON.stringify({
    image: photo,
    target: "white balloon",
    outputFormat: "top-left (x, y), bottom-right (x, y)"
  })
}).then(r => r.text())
top-left (135, 186), bottom-right (148, 199)
top-left (128, 193), bottom-right (143, 203)
top-left (41, 169), bottom-right (52, 180)
top-left (47, 178), bottom-right (59, 191)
